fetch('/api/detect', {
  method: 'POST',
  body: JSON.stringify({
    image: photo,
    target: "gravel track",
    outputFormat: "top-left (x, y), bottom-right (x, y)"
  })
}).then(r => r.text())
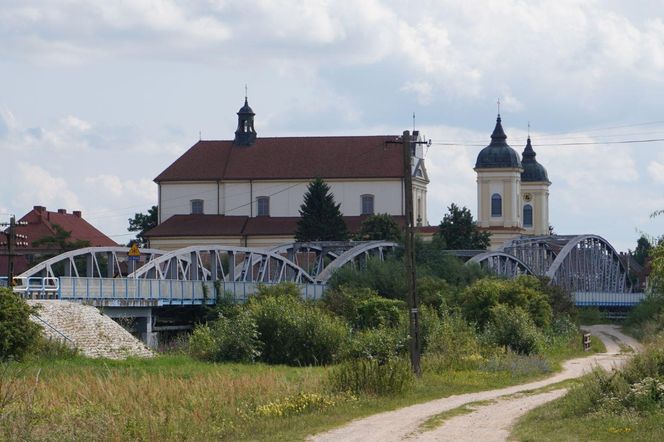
top-left (308, 325), bottom-right (639, 442)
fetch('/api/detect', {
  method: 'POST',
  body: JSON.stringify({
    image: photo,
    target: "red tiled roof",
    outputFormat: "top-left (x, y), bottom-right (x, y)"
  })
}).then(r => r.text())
top-left (16, 206), bottom-right (117, 248)
top-left (155, 136), bottom-right (403, 182)
top-left (145, 214), bottom-right (409, 238)
top-left (1, 206), bottom-right (117, 276)
top-left (145, 215), bottom-right (249, 237)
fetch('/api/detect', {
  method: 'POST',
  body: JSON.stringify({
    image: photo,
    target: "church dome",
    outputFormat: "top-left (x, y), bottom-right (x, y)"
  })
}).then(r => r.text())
top-left (520, 137), bottom-right (549, 182)
top-left (237, 97), bottom-right (255, 115)
top-left (475, 116), bottom-right (522, 169)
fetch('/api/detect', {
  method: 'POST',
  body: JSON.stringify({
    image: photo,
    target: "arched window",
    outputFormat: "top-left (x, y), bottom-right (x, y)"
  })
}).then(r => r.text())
top-left (191, 199), bottom-right (204, 215)
top-left (491, 194), bottom-right (502, 217)
top-left (361, 194), bottom-right (374, 215)
top-left (257, 196), bottom-right (270, 216)
top-left (523, 204), bottom-right (533, 227)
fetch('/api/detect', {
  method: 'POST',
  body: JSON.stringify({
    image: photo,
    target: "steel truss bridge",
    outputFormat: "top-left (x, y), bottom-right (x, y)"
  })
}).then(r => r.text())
top-left (4, 235), bottom-right (644, 308)
top-left (11, 241), bottom-right (400, 306)
top-left (466, 234), bottom-right (644, 307)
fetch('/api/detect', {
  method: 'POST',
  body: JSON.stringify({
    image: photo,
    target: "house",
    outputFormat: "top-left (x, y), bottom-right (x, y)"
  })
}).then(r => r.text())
top-left (475, 115), bottom-right (552, 249)
top-left (0, 206), bottom-right (117, 276)
top-left (146, 97), bottom-right (430, 250)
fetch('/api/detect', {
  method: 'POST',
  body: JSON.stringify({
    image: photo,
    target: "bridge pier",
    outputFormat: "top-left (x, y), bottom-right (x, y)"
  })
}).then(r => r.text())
top-left (101, 306), bottom-right (158, 349)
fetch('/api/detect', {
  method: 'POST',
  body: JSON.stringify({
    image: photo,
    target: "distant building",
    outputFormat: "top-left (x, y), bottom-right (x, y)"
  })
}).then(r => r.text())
top-left (475, 116), bottom-right (551, 249)
top-left (0, 206), bottom-right (117, 276)
top-left (146, 97), bottom-right (430, 249)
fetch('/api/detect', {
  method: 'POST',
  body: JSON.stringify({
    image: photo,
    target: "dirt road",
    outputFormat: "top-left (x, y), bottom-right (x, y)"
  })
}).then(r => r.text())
top-left (309, 325), bottom-right (640, 442)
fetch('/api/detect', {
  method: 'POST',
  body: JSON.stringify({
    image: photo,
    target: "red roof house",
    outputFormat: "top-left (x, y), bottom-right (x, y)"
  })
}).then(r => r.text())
top-left (0, 206), bottom-right (117, 276)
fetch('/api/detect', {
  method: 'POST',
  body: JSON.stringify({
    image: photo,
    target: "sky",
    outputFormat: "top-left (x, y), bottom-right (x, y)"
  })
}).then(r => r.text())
top-left (1, 0), bottom-right (664, 252)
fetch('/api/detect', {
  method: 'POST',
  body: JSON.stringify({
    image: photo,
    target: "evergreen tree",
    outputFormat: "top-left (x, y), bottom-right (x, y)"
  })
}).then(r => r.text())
top-left (32, 224), bottom-right (91, 253)
top-left (295, 178), bottom-right (348, 241)
top-left (633, 235), bottom-right (652, 266)
top-left (436, 203), bottom-right (490, 250)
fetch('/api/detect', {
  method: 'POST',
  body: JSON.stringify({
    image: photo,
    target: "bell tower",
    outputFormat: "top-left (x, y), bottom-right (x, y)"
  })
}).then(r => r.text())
top-left (234, 94), bottom-right (257, 146)
top-left (474, 115), bottom-right (524, 249)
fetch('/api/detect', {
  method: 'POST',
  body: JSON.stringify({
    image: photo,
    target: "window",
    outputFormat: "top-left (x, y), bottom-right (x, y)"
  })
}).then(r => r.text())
top-left (361, 194), bottom-right (374, 215)
top-left (257, 196), bottom-right (270, 216)
top-left (523, 204), bottom-right (533, 227)
top-left (491, 193), bottom-right (502, 217)
top-left (191, 199), bottom-right (204, 214)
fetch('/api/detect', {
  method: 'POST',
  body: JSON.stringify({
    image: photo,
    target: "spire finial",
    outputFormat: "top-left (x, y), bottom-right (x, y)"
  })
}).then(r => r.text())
top-left (244, 84), bottom-right (248, 103)
top-left (412, 112), bottom-right (416, 133)
top-left (527, 121), bottom-right (530, 139)
top-left (497, 98), bottom-right (500, 116)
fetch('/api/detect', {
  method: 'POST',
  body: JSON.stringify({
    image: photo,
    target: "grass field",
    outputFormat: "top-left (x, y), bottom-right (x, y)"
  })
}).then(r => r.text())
top-left (0, 334), bottom-right (601, 441)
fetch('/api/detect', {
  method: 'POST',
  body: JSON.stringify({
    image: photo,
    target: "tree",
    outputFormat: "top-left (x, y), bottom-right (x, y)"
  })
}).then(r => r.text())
top-left (633, 235), bottom-right (652, 266)
top-left (356, 213), bottom-right (402, 242)
top-left (295, 178), bottom-right (348, 241)
top-left (32, 224), bottom-right (91, 253)
top-left (436, 203), bottom-right (490, 250)
top-left (0, 288), bottom-right (42, 360)
top-left (127, 205), bottom-right (158, 247)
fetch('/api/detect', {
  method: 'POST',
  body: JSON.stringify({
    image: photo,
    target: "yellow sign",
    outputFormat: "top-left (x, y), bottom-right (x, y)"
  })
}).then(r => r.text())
top-left (128, 244), bottom-right (141, 257)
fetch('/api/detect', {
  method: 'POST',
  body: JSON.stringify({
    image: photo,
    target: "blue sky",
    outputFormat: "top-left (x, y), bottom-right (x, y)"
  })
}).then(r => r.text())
top-left (1, 0), bottom-right (664, 252)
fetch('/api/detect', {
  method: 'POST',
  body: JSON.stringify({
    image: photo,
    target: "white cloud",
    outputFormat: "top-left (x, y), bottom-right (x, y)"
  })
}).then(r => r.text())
top-left (15, 163), bottom-right (82, 210)
top-left (648, 160), bottom-right (664, 183)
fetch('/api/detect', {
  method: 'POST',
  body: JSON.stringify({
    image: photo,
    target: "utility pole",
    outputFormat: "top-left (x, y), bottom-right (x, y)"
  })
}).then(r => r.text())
top-left (1, 215), bottom-right (28, 286)
top-left (402, 130), bottom-right (421, 377)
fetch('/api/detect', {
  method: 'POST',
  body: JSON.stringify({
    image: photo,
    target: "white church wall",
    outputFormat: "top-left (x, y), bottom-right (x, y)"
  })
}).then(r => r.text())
top-left (159, 182), bottom-right (218, 222)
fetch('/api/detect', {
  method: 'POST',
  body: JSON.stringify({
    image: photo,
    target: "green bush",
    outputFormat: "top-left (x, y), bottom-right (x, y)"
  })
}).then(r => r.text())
top-left (188, 311), bottom-right (263, 363)
top-left (0, 288), bottom-right (42, 361)
top-left (327, 258), bottom-right (406, 300)
top-left (485, 304), bottom-right (543, 355)
top-left (327, 356), bottom-right (414, 396)
top-left (248, 294), bottom-right (347, 365)
top-left (342, 326), bottom-right (407, 363)
top-left (188, 324), bottom-right (217, 360)
top-left (417, 276), bottom-right (454, 311)
top-left (426, 313), bottom-right (481, 366)
top-left (460, 277), bottom-right (552, 329)
top-left (321, 285), bottom-right (405, 329)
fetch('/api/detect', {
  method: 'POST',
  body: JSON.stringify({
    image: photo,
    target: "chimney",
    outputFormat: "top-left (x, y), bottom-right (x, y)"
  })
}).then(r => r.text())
top-left (57, 209), bottom-right (66, 214)
top-left (73, 210), bottom-right (82, 218)
top-left (34, 205), bottom-right (46, 213)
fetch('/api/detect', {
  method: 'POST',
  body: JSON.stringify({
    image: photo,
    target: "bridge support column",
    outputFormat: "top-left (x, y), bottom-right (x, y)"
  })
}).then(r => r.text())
top-left (102, 306), bottom-right (158, 349)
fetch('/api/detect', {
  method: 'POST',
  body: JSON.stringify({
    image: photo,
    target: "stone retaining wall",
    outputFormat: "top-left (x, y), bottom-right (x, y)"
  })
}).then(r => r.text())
top-left (28, 300), bottom-right (153, 360)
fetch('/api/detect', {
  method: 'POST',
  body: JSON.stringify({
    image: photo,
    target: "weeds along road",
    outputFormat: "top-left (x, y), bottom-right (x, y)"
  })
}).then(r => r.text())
top-left (308, 325), bottom-right (641, 442)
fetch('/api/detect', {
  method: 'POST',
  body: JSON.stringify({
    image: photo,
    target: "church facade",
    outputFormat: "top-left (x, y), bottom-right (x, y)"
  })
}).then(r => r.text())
top-left (475, 116), bottom-right (551, 250)
top-left (146, 98), bottom-right (430, 250)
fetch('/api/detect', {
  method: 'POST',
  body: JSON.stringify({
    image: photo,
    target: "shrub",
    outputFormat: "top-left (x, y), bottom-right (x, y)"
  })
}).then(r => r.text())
top-left (342, 326), bottom-right (407, 363)
top-left (356, 297), bottom-right (404, 329)
top-left (188, 324), bottom-right (217, 360)
top-left (248, 295), bottom-right (347, 365)
top-left (327, 258), bottom-right (406, 300)
top-left (255, 282), bottom-right (302, 300)
top-left (484, 304), bottom-right (543, 355)
top-left (417, 276), bottom-right (453, 311)
top-left (0, 288), bottom-right (42, 361)
top-left (460, 277), bottom-right (552, 329)
top-left (188, 311), bottom-right (262, 363)
top-left (327, 357), bottom-right (414, 396)
top-left (426, 313), bottom-right (481, 366)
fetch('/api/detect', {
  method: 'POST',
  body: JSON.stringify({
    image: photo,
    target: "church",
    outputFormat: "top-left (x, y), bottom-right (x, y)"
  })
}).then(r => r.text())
top-left (475, 115), bottom-right (551, 250)
top-left (146, 97), bottom-right (430, 249)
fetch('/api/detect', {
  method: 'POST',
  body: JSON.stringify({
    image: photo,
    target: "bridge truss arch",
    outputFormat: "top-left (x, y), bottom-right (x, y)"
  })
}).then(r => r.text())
top-left (545, 235), bottom-right (631, 293)
top-left (18, 247), bottom-right (167, 279)
top-left (315, 241), bottom-right (400, 282)
top-left (128, 245), bottom-right (316, 284)
top-left (466, 251), bottom-right (535, 278)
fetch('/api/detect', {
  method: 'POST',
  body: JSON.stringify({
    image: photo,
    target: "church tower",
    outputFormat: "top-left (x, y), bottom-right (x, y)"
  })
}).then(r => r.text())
top-left (474, 115), bottom-right (524, 249)
top-left (520, 136), bottom-right (551, 235)
top-left (234, 96), bottom-right (257, 146)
